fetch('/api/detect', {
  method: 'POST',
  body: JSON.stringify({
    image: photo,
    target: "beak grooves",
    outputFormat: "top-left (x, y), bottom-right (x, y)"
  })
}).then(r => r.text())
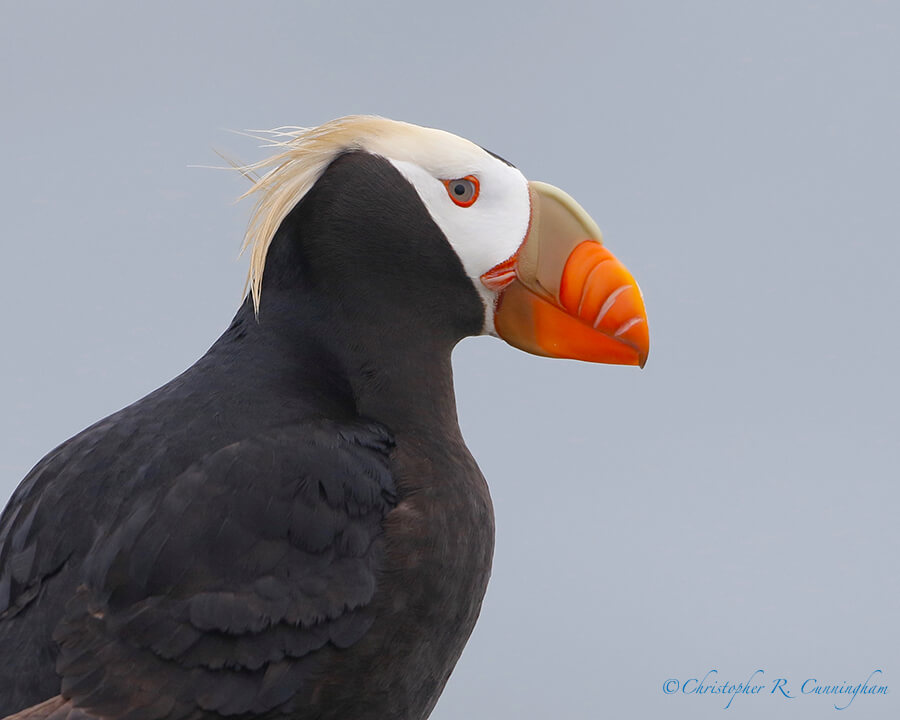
top-left (559, 241), bottom-right (648, 363)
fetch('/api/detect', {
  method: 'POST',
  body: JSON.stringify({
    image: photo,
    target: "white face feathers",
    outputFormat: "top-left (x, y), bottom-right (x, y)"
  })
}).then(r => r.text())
top-left (238, 116), bottom-right (531, 333)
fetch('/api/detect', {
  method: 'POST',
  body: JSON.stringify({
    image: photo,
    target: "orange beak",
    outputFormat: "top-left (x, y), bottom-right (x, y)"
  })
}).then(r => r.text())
top-left (482, 181), bottom-right (649, 367)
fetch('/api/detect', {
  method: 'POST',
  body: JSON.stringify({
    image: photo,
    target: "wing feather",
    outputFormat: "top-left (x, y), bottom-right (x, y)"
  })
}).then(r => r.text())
top-left (25, 420), bottom-right (398, 720)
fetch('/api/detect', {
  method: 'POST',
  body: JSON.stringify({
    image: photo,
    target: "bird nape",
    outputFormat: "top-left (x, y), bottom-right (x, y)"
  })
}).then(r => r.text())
top-left (0, 116), bottom-right (649, 720)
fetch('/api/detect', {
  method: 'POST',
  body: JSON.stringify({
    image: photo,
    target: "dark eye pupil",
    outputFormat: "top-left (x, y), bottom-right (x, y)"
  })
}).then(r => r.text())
top-left (446, 177), bottom-right (478, 205)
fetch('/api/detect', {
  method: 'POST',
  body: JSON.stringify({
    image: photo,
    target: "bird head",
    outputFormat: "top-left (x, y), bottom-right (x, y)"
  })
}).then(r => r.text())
top-left (239, 116), bottom-right (649, 367)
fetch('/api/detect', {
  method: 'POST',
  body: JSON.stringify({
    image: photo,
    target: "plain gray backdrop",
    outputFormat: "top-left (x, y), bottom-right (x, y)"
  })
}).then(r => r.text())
top-left (1, 2), bottom-right (897, 718)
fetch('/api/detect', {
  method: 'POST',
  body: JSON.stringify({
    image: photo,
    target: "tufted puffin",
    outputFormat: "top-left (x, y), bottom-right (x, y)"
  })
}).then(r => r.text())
top-left (0, 117), bottom-right (648, 720)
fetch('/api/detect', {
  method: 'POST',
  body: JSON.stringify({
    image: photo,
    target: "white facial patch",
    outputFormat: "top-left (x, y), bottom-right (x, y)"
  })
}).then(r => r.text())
top-left (374, 132), bottom-right (530, 335)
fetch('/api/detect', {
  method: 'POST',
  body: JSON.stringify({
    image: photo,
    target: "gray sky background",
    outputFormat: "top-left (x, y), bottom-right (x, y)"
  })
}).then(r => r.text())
top-left (1, 2), bottom-right (898, 718)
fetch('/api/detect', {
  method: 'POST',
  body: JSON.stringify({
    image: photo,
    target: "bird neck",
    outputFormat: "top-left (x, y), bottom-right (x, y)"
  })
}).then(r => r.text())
top-left (223, 294), bottom-right (464, 439)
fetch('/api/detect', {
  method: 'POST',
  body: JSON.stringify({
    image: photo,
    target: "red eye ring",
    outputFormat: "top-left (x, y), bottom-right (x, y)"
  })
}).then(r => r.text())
top-left (443, 175), bottom-right (480, 207)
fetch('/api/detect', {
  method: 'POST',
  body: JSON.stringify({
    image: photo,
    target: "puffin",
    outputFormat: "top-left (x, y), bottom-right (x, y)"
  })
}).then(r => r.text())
top-left (0, 116), bottom-right (649, 720)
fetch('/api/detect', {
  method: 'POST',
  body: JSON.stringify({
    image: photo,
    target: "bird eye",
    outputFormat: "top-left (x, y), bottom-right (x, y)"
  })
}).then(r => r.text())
top-left (443, 176), bottom-right (480, 207)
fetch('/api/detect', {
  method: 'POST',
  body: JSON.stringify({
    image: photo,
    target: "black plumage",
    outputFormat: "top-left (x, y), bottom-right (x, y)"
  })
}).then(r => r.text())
top-left (0, 151), bottom-right (494, 719)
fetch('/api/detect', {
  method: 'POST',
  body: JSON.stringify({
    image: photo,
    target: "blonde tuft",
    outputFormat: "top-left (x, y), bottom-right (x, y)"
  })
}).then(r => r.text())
top-left (235, 115), bottom-right (400, 312)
